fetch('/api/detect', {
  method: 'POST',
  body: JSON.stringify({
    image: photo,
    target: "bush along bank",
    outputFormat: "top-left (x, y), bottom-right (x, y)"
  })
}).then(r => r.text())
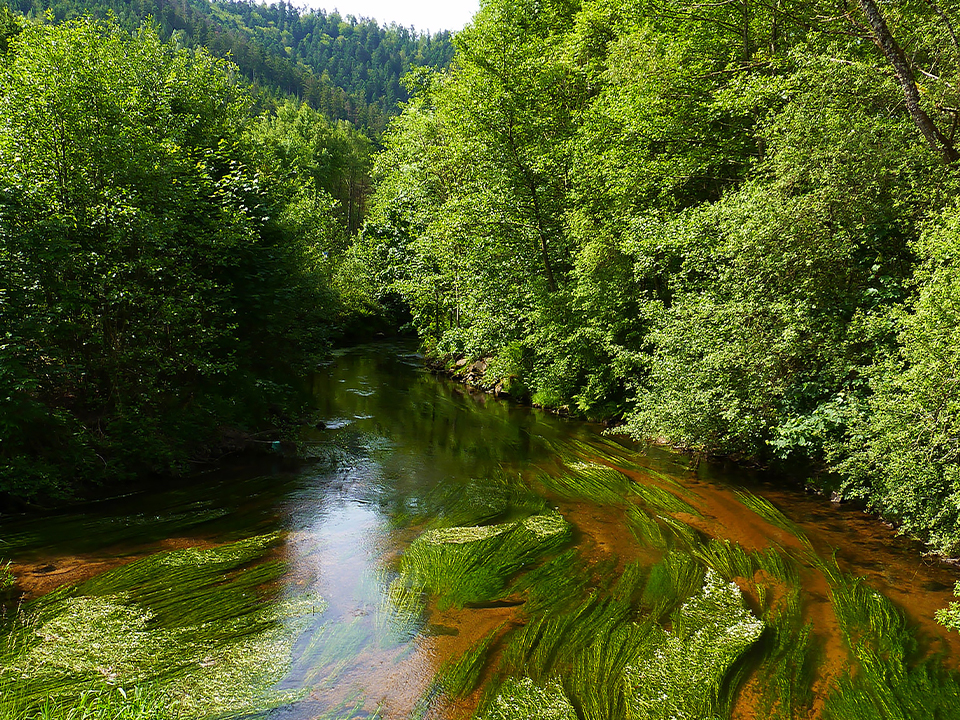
top-left (0, 14), bottom-right (368, 505)
top-left (347, 0), bottom-right (960, 557)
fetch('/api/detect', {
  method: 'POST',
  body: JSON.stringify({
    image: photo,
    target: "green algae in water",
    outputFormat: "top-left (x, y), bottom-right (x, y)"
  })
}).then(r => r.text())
top-left (0, 534), bottom-right (322, 720)
top-left (536, 463), bottom-right (633, 506)
top-left (623, 570), bottom-right (765, 720)
top-left (823, 571), bottom-right (960, 720)
top-left (478, 677), bottom-right (577, 720)
top-left (396, 512), bottom-right (572, 609)
top-left (436, 625), bottom-right (503, 699)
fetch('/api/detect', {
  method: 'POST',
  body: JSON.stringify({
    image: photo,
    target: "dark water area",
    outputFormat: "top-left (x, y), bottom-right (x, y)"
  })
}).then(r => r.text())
top-left (2, 342), bottom-right (959, 719)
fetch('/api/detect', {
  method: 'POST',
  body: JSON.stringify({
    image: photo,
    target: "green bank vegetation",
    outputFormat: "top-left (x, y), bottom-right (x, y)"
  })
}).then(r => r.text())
top-left (0, 10), bottom-right (383, 501)
top-left (349, 0), bottom-right (960, 554)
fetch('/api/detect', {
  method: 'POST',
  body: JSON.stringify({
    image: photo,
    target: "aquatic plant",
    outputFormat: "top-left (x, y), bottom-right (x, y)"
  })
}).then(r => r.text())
top-left (505, 549), bottom-right (596, 615)
top-left (690, 538), bottom-right (801, 614)
top-left (0, 535), bottom-right (315, 719)
top-left (534, 464), bottom-right (632, 505)
top-left (625, 507), bottom-right (669, 551)
top-left (1, 560), bottom-right (15, 592)
top-left (566, 620), bottom-right (659, 720)
top-left (631, 482), bottom-right (700, 516)
top-left (377, 576), bottom-right (427, 641)
top-left (396, 512), bottom-right (572, 609)
top-left (478, 677), bottom-right (577, 720)
top-left (10, 686), bottom-right (174, 720)
top-left (308, 692), bottom-right (382, 720)
top-left (734, 491), bottom-right (814, 556)
top-left (393, 473), bottom-right (547, 532)
top-left (623, 570), bottom-right (765, 720)
top-left (437, 626), bottom-right (503, 699)
top-left (499, 593), bottom-right (632, 682)
top-left (640, 552), bottom-right (705, 620)
top-left (752, 586), bottom-right (816, 720)
top-left (823, 573), bottom-right (960, 719)
top-left (294, 616), bottom-right (371, 688)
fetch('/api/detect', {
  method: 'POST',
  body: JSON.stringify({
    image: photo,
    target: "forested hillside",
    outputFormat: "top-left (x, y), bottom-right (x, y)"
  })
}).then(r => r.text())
top-left (1, 0), bottom-right (454, 134)
top-left (351, 0), bottom-right (960, 552)
top-left (0, 10), bottom-right (377, 499)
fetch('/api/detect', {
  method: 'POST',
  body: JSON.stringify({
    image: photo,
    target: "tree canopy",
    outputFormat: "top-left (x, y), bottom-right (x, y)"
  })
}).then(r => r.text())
top-left (355, 0), bottom-right (960, 552)
top-left (0, 16), bottom-right (352, 497)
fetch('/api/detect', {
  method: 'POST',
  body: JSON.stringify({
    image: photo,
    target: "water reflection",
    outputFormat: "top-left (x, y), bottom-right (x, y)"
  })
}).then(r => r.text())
top-left (1, 342), bottom-right (959, 720)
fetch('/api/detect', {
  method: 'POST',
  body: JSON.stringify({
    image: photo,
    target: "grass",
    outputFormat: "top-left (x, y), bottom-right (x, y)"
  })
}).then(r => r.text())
top-left (396, 512), bottom-right (572, 609)
top-left (0, 534), bottom-right (311, 720)
top-left (823, 570), bottom-right (960, 720)
top-left (294, 616), bottom-right (371, 688)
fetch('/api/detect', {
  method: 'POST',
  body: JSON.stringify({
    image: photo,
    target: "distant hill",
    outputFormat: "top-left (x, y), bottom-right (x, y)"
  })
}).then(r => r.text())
top-left (1, 0), bottom-right (456, 134)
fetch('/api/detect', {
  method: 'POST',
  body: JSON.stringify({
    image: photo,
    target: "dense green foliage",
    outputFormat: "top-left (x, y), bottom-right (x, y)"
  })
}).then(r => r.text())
top-left (2, 0), bottom-right (453, 133)
top-left (0, 16), bottom-right (359, 499)
top-left (356, 0), bottom-right (960, 551)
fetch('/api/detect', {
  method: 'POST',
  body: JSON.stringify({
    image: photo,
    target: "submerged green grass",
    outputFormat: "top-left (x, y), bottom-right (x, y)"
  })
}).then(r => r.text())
top-left (395, 512), bottom-right (572, 609)
top-left (824, 570), bottom-right (960, 720)
top-left (623, 570), bottom-right (765, 720)
top-left (0, 534), bottom-right (316, 720)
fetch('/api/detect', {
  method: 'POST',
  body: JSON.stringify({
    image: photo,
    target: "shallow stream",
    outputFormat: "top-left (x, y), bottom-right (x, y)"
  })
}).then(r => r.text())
top-left (2, 343), bottom-right (960, 719)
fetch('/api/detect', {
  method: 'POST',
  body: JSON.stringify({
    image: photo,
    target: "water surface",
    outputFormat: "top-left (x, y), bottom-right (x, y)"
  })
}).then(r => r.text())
top-left (2, 343), bottom-right (959, 719)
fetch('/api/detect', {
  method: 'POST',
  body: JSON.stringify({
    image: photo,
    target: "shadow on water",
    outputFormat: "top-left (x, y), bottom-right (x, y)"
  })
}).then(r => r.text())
top-left (1, 341), bottom-right (959, 720)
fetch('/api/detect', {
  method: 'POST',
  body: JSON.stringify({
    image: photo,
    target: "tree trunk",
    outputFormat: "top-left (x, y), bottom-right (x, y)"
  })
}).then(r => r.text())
top-left (858, 0), bottom-right (960, 163)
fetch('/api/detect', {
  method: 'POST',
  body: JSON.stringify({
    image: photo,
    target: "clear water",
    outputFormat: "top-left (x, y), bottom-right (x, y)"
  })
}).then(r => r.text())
top-left (2, 342), bottom-right (959, 719)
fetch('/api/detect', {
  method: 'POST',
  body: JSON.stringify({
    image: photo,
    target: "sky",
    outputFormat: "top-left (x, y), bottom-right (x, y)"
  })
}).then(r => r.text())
top-left (307, 0), bottom-right (481, 33)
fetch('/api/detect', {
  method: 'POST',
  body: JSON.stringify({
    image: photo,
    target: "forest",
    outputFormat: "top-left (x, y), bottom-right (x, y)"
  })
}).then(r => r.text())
top-left (3, 0), bottom-right (960, 558)
top-left (2, 0), bottom-right (454, 133)
top-left (0, 8), bottom-right (376, 500)
top-left (349, 0), bottom-right (960, 554)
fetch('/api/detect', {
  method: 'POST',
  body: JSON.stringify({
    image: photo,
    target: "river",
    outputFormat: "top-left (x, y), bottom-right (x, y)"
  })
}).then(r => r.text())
top-left (1, 342), bottom-right (959, 719)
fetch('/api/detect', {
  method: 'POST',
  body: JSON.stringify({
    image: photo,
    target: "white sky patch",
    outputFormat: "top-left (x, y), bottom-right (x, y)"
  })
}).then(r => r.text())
top-left (303, 0), bottom-right (480, 33)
